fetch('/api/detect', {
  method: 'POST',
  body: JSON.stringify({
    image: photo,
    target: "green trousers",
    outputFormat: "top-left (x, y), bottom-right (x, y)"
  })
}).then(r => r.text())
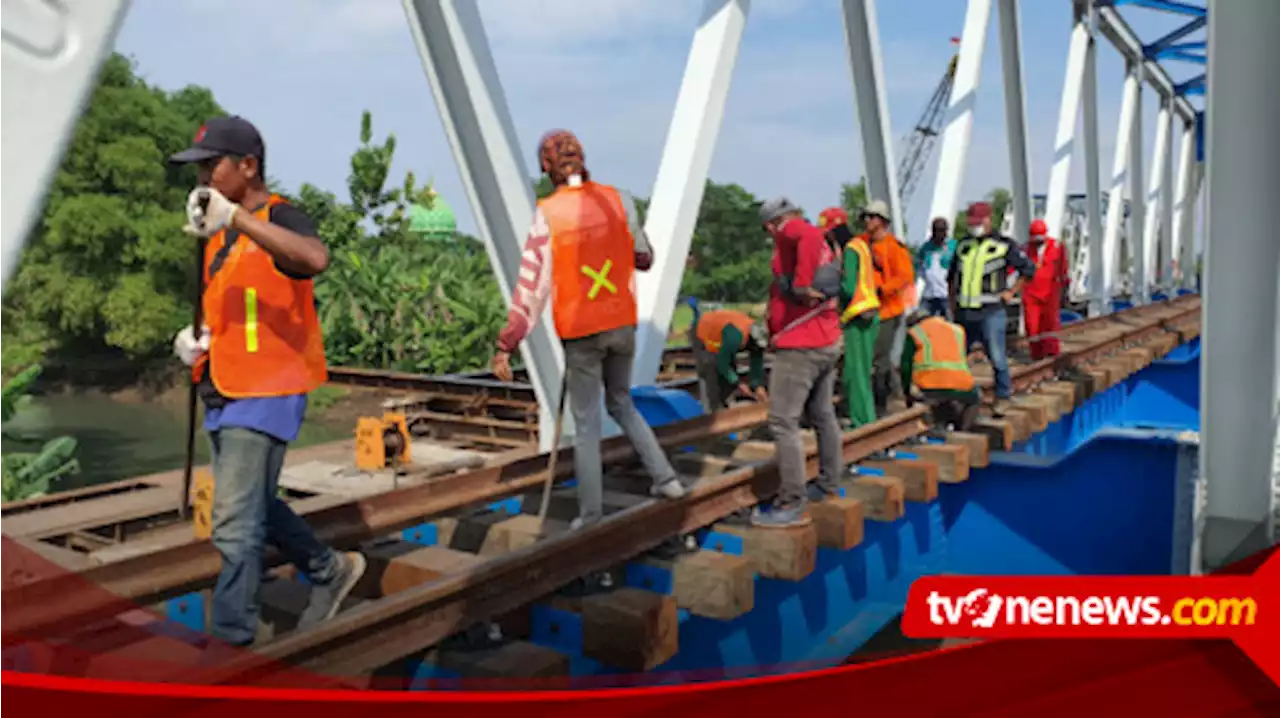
top-left (842, 314), bottom-right (880, 427)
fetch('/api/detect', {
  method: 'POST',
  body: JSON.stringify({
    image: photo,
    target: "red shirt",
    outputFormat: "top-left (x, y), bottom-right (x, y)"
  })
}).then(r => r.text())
top-left (767, 218), bottom-right (841, 350)
top-left (1024, 237), bottom-right (1068, 302)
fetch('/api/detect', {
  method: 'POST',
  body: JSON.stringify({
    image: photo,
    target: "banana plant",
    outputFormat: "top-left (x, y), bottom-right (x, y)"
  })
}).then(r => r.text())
top-left (1, 365), bottom-right (80, 501)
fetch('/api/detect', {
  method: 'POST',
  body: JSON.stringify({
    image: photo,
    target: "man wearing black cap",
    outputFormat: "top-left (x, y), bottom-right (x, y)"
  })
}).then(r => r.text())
top-left (948, 201), bottom-right (1035, 415)
top-left (169, 115), bottom-right (366, 647)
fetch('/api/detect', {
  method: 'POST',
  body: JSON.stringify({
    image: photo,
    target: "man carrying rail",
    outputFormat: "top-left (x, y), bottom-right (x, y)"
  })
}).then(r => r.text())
top-left (169, 116), bottom-right (366, 647)
top-left (900, 309), bottom-right (981, 436)
top-left (490, 129), bottom-right (685, 531)
top-left (757, 197), bottom-right (845, 529)
top-left (688, 304), bottom-right (769, 411)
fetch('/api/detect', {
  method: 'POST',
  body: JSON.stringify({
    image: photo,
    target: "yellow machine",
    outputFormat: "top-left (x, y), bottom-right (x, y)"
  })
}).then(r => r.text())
top-left (355, 412), bottom-right (412, 470)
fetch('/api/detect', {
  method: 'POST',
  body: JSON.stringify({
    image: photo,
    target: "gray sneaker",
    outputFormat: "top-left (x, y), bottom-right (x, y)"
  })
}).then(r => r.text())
top-left (650, 478), bottom-right (686, 500)
top-left (296, 551), bottom-right (366, 630)
top-left (750, 503), bottom-right (811, 529)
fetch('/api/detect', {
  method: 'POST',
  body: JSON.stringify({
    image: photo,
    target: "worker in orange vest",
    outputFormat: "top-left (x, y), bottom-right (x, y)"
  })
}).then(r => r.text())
top-left (817, 207), bottom-right (880, 428)
top-left (1023, 219), bottom-right (1069, 359)
top-left (689, 306), bottom-right (768, 411)
top-left (490, 129), bottom-right (685, 531)
top-left (168, 116), bottom-right (366, 647)
top-left (900, 309), bottom-right (981, 436)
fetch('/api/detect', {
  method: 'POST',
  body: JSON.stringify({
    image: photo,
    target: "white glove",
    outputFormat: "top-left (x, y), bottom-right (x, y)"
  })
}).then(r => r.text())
top-left (174, 325), bottom-right (211, 366)
top-left (183, 187), bottom-right (240, 237)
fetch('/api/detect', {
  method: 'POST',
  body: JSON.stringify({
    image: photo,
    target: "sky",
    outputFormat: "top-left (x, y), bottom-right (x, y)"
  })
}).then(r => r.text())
top-left (112, 0), bottom-right (1206, 247)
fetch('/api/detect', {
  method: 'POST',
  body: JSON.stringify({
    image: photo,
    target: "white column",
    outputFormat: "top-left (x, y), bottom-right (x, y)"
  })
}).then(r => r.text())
top-left (1141, 100), bottom-right (1171, 293)
top-left (1044, 17), bottom-right (1090, 239)
top-left (1170, 122), bottom-right (1196, 288)
top-left (996, 0), bottom-right (1032, 246)
top-left (1082, 26), bottom-right (1105, 316)
top-left (1158, 106), bottom-right (1175, 289)
top-left (927, 0), bottom-right (994, 225)
top-left (1101, 66), bottom-right (1140, 311)
top-left (631, 0), bottom-right (749, 389)
top-left (840, 0), bottom-right (904, 239)
top-left (1179, 162), bottom-right (1202, 290)
top-left (1126, 64), bottom-right (1146, 303)
top-left (402, 0), bottom-right (564, 449)
top-left (1201, 0), bottom-right (1280, 570)
top-left (1, 0), bottom-right (132, 293)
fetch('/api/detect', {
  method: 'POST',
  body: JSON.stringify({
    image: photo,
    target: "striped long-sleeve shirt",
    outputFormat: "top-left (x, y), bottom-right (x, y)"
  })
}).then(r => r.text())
top-left (495, 184), bottom-right (653, 353)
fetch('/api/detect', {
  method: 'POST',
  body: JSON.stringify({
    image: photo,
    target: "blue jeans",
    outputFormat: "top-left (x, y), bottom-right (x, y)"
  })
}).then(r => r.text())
top-left (208, 427), bottom-right (341, 645)
top-left (959, 305), bottom-right (1011, 399)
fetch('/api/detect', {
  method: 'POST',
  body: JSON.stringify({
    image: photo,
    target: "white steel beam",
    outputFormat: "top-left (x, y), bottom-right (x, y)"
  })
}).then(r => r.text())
top-left (1179, 162), bottom-right (1202, 290)
top-left (841, 0), bottom-right (904, 240)
top-left (1201, 0), bottom-right (1280, 570)
top-left (1158, 102), bottom-right (1176, 289)
top-left (1141, 100), bottom-right (1171, 293)
top-left (1126, 63), bottom-right (1146, 303)
top-left (402, 0), bottom-right (564, 449)
top-left (927, 0), bottom-right (994, 226)
top-left (1082, 21), bottom-right (1106, 316)
top-left (1101, 66), bottom-right (1140, 309)
top-left (1044, 15), bottom-right (1091, 239)
top-left (1095, 6), bottom-right (1195, 123)
top-left (631, 0), bottom-right (749, 389)
top-left (2, 0), bottom-right (132, 293)
top-left (1170, 122), bottom-right (1196, 288)
top-left (996, 0), bottom-right (1032, 246)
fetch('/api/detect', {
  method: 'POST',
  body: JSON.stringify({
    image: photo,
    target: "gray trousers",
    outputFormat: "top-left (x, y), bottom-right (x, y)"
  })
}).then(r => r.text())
top-left (563, 326), bottom-right (677, 524)
top-left (767, 343), bottom-right (844, 508)
top-left (692, 337), bottom-right (729, 411)
top-left (873, 313), bottom-right (905, 412)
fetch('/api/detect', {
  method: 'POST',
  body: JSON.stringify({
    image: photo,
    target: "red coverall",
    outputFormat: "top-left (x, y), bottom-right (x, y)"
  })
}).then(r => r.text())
top-left (1023, 237), bottom-right (1068, 359)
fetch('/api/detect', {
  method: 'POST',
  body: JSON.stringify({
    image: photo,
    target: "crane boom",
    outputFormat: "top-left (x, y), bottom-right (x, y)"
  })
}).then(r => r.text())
top-left (895, 52), bottom-right (959, 226)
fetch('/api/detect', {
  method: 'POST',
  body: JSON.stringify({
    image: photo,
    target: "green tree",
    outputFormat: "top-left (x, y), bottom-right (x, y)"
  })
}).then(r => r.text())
top-left (986, 187), bottom-right (1013, 228)
top-left (1, 365), bottom-right (80, 501)
top-left (680, 181), bottom-right (772, 302)
top-left (306, 111), bottom-right (506, 374)
top-left (840, 179), bottom-right (870, 235)
top-left (1, 53), bottom-right (222, 369)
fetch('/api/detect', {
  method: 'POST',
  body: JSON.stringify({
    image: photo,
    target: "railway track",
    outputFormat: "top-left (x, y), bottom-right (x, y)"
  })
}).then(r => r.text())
top-left (2, 296), bottom-right (1201, 685)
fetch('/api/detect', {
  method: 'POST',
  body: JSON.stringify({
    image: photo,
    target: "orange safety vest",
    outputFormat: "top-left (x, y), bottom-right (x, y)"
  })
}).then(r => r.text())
top-left (907, 316), bottom-right (975, 392)
top-left (193, 194), bottom-right (328, 398)
top-left (695, 309), bottom-right (755, 353)
top-left (841, 237), bottom-right (880, 322)
top-left (541, 181), bottom-right (638, 341)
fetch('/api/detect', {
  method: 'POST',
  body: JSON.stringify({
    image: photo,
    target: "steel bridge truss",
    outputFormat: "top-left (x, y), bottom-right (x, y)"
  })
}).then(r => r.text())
top-left (0, 0), bottom-right (1273, 571)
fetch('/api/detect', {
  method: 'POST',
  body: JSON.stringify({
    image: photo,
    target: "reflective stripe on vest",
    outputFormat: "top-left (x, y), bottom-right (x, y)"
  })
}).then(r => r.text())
top-left (841, 238), bottom-right (881, 322)
top-left (199, 194), bottom-right (328, 398)
top-left (696, 309), bottom-right (755, 353)
top-left (909, 318), bottom-right (975, 392)
top-left (956, 238), bottom-right (1009, 309)
top-left (540, 181), bottom-right (638, 340)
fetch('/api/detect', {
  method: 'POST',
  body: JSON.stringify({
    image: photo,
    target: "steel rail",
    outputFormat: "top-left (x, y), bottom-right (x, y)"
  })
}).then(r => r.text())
top-left (200, 408), bottom-right (932, 684)
top-left (1, 403), bottom-right (774, 642)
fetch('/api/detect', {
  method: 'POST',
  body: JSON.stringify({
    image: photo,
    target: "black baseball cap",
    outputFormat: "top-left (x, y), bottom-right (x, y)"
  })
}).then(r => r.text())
top-left (169, 115), bottom-right (265, 165)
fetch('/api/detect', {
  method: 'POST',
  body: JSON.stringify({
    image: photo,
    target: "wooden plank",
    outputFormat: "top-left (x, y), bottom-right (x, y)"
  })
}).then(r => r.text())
top-left (579, 588), bottom-right (679, 672)
top-left (712, 523), bottom-right (817, 581)
top-left (909, 443), bottom-right (970, 483)
top-left (353, 543), bottom-right (484, 599)
top-left (433, 641), bottom-right (569, 679)
top-left (946, 432), bottom-right (990, 468)
top-left (971, 417), bottom-right (1014, 452)
top-left (861, 459), bottom-right (939, 503)
top-left (1040, 382), bottom-right (1078, 411)
top-left (809, 496), bottom-right (866, 549)
top-left (999, 408), bottom-right (1033, 442)
top-left (1018, 394), bottom-right (1061, 424)
top-left (647, 550), bottom-right (755, 621)
top-left (0, 487), bottom-right (178, 540)
top-left (840, 476), bottom-right (906, 522)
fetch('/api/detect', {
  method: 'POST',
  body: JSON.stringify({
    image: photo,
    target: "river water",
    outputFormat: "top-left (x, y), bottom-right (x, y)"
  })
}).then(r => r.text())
top-left (1, 392), bottom-right (351, 491)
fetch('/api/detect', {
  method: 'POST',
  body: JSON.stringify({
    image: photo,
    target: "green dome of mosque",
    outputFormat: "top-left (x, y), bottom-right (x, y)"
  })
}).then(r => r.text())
top-left (408, 193), bottom-right (457, 241)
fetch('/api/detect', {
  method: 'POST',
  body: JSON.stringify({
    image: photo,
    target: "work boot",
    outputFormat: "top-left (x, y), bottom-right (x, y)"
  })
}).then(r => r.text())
top-left (806, 482), bottom-right (837, 503)
top-left (296, 551), bottom-right (366, 629)
top-left (991, 398), bottom-right (1010, 418)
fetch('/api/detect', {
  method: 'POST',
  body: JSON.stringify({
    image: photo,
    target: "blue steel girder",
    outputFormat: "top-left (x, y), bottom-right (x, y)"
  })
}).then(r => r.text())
top-left (1144, 16), bottom-right (1206, 57)
top-left (1158, 49), bottom-right (1206, 64)
top-left (1106, 0), bottom-right (1206, 17)
top-left (1176, 73), bottom-right (1205, 96)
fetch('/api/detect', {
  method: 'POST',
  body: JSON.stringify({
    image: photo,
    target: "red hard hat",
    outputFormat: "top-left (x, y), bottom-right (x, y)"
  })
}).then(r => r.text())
top-left (1029, 219), bottom-right (1048, 237)
top-left (818, 207), bottom-right (849, 229)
